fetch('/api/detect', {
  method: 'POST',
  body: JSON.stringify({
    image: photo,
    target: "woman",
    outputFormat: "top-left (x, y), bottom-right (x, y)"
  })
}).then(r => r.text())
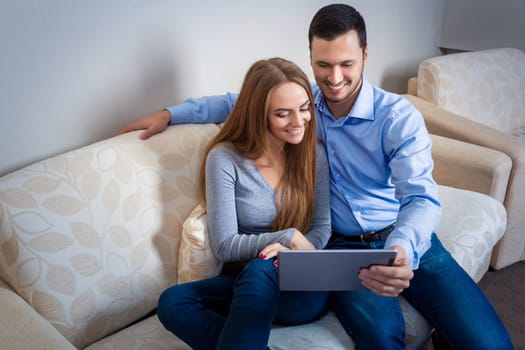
top-left (157, 57), bottom-right (331, 350)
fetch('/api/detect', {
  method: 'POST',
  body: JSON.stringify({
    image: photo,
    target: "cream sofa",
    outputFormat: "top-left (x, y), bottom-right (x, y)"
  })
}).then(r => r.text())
top-left (0, 123), bottom-right (509, 349)
top-left (406, 47), bottom-right (525, 269)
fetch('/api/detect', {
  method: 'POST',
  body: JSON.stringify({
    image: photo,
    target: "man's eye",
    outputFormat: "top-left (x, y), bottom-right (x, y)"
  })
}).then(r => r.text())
top-left (276, 113), bottom-right (288, 118)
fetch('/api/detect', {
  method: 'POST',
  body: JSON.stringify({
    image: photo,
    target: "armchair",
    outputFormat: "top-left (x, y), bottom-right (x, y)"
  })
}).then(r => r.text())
top-left (406, 47), bottom-right (525, 269)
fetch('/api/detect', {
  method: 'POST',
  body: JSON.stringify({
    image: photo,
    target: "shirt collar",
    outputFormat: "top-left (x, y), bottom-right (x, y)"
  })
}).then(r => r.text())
top-left (314, 76), bottom-right (375, 121)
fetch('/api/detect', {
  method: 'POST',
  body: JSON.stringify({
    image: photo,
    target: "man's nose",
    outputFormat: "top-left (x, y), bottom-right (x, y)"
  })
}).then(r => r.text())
top-left (328, 66), bottom-right (343, 84)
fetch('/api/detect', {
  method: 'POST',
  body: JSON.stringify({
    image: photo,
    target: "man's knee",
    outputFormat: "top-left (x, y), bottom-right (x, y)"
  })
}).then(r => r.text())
top-left (332, 291), bottom-right (405, 349)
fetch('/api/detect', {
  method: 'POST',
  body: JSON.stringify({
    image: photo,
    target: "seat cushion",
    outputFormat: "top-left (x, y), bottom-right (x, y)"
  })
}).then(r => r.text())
top-left (84, 303), bottom-right (432, 350)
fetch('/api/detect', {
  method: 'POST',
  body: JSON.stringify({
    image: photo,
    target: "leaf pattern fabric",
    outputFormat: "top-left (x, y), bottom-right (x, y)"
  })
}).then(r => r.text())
top-left (0, 124), bottom-right (220, 348)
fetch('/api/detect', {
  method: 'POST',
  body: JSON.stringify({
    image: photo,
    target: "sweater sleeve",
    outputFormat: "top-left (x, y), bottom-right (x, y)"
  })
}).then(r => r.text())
top-left (205, 146), bottom-right (295, 263)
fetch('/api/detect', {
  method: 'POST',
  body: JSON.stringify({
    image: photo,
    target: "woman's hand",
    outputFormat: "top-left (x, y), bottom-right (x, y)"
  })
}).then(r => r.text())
top-left (258, 243), bottom-right (288, 260)
top-left (258, 230), bottom-right (315, 267)
top-left (290, 229), bottom-right (315, 250)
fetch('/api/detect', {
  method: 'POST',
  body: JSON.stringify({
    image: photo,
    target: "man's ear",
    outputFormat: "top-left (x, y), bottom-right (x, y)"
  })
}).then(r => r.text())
top-left (363, 44), bottom-right (369, 64)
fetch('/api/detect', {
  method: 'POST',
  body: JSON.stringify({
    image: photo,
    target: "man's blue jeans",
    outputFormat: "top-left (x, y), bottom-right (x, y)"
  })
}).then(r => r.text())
top-left (157, 258), bottom-right (328, 350)
top-left (327, 233), bottom-right (513, 349)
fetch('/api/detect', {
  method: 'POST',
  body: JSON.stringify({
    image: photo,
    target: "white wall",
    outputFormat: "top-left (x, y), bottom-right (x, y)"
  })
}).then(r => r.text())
top-left (0, 0), bottom-right (445, 176)
top-left (441, 0), bottom-right (525, 52)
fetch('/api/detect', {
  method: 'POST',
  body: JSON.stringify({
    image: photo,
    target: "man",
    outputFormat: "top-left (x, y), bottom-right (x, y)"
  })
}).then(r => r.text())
top-left (117, 4), bottom-right (512, 349)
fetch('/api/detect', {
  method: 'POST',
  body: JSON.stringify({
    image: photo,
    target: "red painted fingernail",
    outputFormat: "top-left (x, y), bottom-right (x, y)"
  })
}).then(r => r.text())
top-left (273, 260), bottom-right (279, 267)
top-left (259, 254), bottom-right (266, 259)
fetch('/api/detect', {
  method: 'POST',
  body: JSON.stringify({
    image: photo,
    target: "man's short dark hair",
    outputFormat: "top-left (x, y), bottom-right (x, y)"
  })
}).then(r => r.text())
top-left (308, 4), bottom-right (367, 50)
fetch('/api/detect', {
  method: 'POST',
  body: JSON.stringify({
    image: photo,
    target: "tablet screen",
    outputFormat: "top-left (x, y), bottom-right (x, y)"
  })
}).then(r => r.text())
top-left (278, 249), bottom-right (396, 291)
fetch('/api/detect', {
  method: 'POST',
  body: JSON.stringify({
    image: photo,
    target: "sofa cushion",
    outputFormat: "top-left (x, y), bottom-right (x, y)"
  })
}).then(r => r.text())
top-left (83, 314), bottom-right (190, 350)
top-left (436, 186), bottom-right (507, 282)
top-left (0, 278), bottom-right (76, 350)
top-left (177, 203), bottom-right (222, 284)
top-left (0, 124), bottom-right (220, 348)
top-left (84, 299), bottom-right (432, 350)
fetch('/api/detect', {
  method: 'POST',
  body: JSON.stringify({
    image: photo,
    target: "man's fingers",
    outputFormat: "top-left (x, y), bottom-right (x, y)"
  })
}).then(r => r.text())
top-left (139, 129), bottom-right (153, 140)
top-left (359, 267), bottom-right (411, 296)
top-left (369, 264), bottom-right (414, 281)
top-left (359, 274), bottom-right (404, 296)
top-left (115, 126), bottom-right (132, 136)
top-left (115, 122), bottom-right (144, 136)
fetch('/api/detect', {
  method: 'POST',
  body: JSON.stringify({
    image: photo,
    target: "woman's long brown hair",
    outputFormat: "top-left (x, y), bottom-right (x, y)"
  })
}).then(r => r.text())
top-left (199, 57), bottom-right (317, 233)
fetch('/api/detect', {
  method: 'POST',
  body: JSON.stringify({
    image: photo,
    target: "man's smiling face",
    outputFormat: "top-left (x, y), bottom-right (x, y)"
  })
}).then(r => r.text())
top-left (310, 29), bottom-right (368, 115)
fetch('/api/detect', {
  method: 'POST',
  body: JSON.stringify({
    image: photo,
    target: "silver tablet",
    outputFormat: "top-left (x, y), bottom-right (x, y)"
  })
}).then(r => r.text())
top-left (278, 249), bottom-right (397, 291)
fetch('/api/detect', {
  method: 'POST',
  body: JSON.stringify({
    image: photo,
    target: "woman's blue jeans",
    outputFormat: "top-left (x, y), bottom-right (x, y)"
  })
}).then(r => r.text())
top-left (157, 258), bottom-right (328, 350)
top-left (326, 233), bottom-right (513, 349)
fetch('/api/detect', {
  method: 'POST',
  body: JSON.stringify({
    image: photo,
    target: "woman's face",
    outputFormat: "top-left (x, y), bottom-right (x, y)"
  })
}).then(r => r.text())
top-left (266, 82), bottom-right (311, 147)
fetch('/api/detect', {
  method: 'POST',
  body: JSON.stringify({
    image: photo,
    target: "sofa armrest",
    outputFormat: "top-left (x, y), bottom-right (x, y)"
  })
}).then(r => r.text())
top-left (430, 134), bottom-right (512, 203)
top-left (404, 94), bottom-right (524, 162)
top-left (0, 278), bottom-right (75, 350)
top-left (407, 77), bottom-right (417, 95)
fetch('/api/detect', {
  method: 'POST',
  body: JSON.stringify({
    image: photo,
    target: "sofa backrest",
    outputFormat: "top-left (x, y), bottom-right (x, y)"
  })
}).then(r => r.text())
top-left (0, 123), bottom-right (220, 348)
top-left (416, 48), bottom-right (525, 136)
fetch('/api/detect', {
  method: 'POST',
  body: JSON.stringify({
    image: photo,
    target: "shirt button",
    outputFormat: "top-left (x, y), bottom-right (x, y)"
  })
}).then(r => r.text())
top-left (330, 150), bottom-right (335, 154)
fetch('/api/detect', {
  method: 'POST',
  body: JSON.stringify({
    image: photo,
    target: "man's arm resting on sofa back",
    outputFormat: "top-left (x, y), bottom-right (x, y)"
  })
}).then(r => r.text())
top-left (116, 93), bottom-right (238, 140)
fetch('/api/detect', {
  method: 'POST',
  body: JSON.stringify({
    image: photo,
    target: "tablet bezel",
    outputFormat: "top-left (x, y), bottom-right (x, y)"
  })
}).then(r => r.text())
top-left (278, 249), bottom-right (397, 291)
